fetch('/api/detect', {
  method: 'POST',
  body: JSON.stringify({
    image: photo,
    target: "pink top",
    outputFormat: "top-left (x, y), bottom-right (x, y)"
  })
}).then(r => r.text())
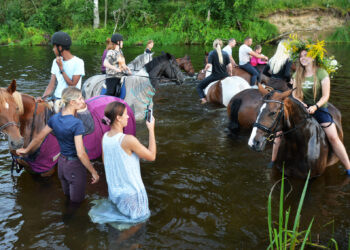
top-left (250, 56), bottom-right (267, 66)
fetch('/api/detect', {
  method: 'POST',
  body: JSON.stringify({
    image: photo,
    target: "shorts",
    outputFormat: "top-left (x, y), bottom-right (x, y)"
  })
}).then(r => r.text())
top-left (312, 107), bottom-right (333, 124)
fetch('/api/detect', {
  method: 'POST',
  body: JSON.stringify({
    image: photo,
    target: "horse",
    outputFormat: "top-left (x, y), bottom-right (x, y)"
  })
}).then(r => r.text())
top-left (176, 55), bottom-right (195, 76)
top-left (0, 80), bottom-right (136, 177)
top-left (247, 84), bottom-right (343, 178)
top-left (227, 78), bottom-right (291, 134)
top-left (197, 52), bottom-right (270, 84)
top-left (83, 53), bottom-right (185, 121)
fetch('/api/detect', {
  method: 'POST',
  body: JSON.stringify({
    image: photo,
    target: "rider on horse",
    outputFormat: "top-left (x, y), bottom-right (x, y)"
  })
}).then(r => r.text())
top-left (223, 38), bottom-right (238, 67)
top-left (238, 37), bottom-right (268, 87)
top-left (196, 39), bottom-right (233, 104)
top-left (103, 33), bottom-right (132, 99)
top-left (41, 31), bottom-right (85, 100)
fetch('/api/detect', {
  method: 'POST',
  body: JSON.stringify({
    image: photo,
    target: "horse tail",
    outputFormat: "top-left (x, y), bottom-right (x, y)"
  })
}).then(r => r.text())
top-left (228, 98), bottom-right (242, 134)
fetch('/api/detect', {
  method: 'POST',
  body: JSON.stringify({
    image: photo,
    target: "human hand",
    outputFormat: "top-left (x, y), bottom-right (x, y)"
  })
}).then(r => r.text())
top-left (307, 105), bottom-right (317, 114)
top-left (56, 56), bottom-right (63, 70)
top-left (146, 116), bottom-right (155, 130)
top-left (91, 171), bottom-right (100, 184)
top-left (16, 148), bottom-right (28, 156)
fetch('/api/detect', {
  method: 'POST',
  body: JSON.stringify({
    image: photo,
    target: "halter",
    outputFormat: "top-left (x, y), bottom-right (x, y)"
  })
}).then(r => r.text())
top-left (0, 121), bottom-right (20, 138)
top-left (253, 99), bottom-right (285, 142)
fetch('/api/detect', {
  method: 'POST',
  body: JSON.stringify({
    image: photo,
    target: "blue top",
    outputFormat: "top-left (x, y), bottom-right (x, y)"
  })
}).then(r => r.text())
top-left (48, 112), bottom-right (85, 157)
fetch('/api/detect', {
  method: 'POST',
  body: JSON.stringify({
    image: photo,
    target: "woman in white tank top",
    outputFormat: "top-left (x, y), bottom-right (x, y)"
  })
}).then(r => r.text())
top-left (89, 101), bottom-right (156, 229)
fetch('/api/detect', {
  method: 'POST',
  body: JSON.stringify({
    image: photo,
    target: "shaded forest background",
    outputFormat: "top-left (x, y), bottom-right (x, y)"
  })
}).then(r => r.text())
top-left (0, 0), bottom-right (349, 46)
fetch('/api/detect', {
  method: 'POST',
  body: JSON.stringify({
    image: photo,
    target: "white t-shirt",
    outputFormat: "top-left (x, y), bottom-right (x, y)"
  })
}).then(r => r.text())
top-left (51, 56), bottom-right (85, 98)
top-left (223, 45), bottom-right (232, 57)
top-left (239, 44), bottom-right (252, 65)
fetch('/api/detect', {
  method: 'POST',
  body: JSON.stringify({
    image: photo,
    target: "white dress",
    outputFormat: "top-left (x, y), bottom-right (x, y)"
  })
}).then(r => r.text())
top-left (89, 133), bottom-right (150, 228)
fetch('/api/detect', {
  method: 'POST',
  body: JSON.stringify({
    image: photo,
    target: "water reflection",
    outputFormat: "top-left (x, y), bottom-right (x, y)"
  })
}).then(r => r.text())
top-left (0, 44), bottom-right (350, 248)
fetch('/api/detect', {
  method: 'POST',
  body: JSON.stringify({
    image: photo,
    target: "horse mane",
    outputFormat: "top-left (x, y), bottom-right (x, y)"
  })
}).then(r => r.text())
top-left (144, 53), bottom-right (174, 72)
top-left (0, 89), bottom-right (24, 115)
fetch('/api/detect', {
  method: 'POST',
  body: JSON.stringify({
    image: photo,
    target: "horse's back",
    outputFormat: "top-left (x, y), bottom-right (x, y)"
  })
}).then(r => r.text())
top-left (82, 74), bottom-right (106, 99)
top-left (221, 76), bottom-right (250, 106)
top-left (83, 95), bottom-right (136, 160)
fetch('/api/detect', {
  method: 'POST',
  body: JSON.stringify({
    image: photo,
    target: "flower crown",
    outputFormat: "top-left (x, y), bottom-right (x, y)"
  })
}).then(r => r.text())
top-left (283, 34), bottom-right (341, 77)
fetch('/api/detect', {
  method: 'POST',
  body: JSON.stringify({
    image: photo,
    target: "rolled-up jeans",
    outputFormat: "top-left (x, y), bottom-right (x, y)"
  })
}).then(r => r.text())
top-left (239, 63), bottom-right (260, 86)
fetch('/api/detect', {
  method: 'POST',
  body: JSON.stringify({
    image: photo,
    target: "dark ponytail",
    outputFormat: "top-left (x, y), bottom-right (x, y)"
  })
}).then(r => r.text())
top-left (102, 102), bottom-right (126, 126)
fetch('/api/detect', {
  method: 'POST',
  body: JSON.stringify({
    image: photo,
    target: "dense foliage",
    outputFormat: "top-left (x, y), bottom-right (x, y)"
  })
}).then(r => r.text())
top-left (0, 0), bottom-right (349, 45)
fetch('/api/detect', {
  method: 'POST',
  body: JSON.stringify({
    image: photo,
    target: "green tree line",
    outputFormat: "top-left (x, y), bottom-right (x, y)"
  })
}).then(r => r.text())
top-left (0, 0), bottom-right (349, 46)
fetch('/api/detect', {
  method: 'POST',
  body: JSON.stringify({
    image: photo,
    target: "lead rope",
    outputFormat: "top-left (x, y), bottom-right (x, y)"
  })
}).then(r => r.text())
top-left (11, 101), bottom-right (38, 175)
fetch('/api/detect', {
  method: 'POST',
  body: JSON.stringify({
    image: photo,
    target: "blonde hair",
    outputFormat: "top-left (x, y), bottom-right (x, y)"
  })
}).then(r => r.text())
top-left (61, 87), bottom-right (82, 107)
top-left (269, 40), bottom-right (290, 74)
top-left (294, 50), bottom-right (318, 102)
top-left (147, 40), bottom-right (154, 46)
top-left (213, 39), bottom-right (223, 64)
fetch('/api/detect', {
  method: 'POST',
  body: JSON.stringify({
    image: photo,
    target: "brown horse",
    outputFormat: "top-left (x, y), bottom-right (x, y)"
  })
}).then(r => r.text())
top-left (247, 85), bottom-right (342, 178)
top-left (176, 55), bottom-right (195, 76)
top-left (227, 78), bottom-right (291, 134)
top-left (197, 53), bottom-right (269, 84)
top-left (0, 80), bottom-right (136, 177)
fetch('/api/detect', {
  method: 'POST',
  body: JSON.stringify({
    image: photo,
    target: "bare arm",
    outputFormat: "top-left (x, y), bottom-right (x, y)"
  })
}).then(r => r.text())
top-left (55, 57), bottom-right (81, 86)
top-left (42, 74), bottom-right (57, 98)
top-left (122, 118), bottom-right (156, 161)
top-left (249, 51), bottom-right (268, 61)
top-left (204, 63), bottom-right (212, 72)
top-left (16, 125), bottom-right (52, 155)
top-left (229, 55), bottom-right (237, 67)
top-left (226, 63), bottom-right (233, 76)
top-left (75, 135), bottom-right (99, 184)
top-left (307, 76), bottom-right (330, 114)
top-left (103, 58), bottom-right (122, 73)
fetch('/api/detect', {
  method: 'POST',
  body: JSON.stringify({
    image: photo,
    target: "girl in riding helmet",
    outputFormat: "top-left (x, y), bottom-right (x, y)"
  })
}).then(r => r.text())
top-left (103, 33), bottom-right (132, 99)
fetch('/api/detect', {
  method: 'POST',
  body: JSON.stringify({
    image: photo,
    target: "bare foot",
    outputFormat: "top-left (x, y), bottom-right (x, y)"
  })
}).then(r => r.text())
top-left (200, 98), bottom-right (207, 104)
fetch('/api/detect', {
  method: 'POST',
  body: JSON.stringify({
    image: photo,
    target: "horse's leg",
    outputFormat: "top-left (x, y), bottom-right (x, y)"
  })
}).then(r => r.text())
top-left (227, 98), bottom-right (242, 134)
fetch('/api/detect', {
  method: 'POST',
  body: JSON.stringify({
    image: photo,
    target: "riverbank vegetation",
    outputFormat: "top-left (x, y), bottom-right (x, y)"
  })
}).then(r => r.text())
top-left (0, 0), bottom-right (349, 46)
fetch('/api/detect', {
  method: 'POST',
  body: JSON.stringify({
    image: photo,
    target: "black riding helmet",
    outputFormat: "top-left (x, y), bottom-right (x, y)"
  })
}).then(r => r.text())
top-left (51, 31), bottom-right (72, 50)
top-left (111, 33), bottom-right (123, 44)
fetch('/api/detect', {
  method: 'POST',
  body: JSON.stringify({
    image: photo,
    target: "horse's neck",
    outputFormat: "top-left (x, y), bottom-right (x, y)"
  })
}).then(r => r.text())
top-left (283, 97), bottom-right (310, 130)
top-left (20, 95), bottom-right (48, 143)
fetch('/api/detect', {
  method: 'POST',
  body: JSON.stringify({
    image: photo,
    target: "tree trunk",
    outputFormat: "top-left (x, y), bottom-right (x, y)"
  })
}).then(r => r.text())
top-left (207, 9), bottom-right (210, 22)
top-left (104, 0), bottom-right (107, 28)
top-left (93, 0), bottom-right (100, 29)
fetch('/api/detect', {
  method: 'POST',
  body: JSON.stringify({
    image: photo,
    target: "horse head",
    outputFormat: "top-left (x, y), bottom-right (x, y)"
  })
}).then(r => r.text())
top-left (145, 53), bottom-right (185, 87)
top-left (0, 80), bottom-right (24, 151)
top-left (176, 55), bottom-right (195, 76)
top-left (248, 84), bottom-right (292, 152)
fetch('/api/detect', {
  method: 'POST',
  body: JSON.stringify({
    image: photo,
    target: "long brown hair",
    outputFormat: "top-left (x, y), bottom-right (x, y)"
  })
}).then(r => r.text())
top-left (294, 50), bottom-right (318, 102)
top-left (102, 101), bottom-right (126, 126)
top-left (105, 38), bottom-right (114, 50)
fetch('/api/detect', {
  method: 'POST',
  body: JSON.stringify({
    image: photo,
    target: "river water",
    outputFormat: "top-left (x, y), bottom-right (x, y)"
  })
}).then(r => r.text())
top-left (0, 44), bottom-right (350, 249)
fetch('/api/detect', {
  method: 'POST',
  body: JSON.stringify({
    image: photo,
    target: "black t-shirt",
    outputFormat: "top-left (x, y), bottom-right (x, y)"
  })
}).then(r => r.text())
top-left (145, 48), bottom-right (152, 54)
top-left (263, 59), bottom-right (292, 82)
top-left (208, 50), bottom-right (230, 77)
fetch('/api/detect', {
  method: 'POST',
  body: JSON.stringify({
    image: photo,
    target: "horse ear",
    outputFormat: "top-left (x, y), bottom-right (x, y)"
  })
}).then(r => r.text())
top-left (7, 79), bottom-right (17, 95)
top-left (278, 89), bottom-right (293, 100)
top-left (258, 83), bottom-right (269, 96)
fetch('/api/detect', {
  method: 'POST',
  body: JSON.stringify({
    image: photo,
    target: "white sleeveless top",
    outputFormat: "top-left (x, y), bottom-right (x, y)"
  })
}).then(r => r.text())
top-left (89, 132), bottom-right (150, 226)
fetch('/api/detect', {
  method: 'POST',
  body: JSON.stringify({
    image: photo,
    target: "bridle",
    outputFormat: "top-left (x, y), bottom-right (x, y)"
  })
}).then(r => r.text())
top-left (168, 59), bottom-right (183, 84)
top-left (253, 99), bottom-right (285, 142)
top-left (0, 121), bottom-right (20, 139)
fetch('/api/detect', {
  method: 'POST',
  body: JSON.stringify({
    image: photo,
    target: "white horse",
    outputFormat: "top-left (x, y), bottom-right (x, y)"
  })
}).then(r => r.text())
top-left (203, 65), bottom-right (251, 106)
top-left (82, 53), bottom-right (185, 121)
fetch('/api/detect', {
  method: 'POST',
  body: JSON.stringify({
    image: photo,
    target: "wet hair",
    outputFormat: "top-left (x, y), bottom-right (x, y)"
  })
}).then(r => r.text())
top-left (102, 101), bottom-right (126, 126)
top-left (213, 39), bottom-right (224, 64)
top-left (254, 44), bottom-right (262, 51)
top-left (61, 87), bottom-right (82, 107)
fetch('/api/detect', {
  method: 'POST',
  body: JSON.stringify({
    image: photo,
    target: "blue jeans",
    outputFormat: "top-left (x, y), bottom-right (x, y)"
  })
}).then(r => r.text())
top-left (196, 74), bottom-right (228, 99)
top-left (239, 63), bottom-right (260, 86)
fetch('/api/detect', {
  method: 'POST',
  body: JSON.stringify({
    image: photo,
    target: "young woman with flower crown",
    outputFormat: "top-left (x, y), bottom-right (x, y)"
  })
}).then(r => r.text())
top-left (89, 101), bottom-right (156, 227)
top-left (270, 40), bottom-right (350, 174)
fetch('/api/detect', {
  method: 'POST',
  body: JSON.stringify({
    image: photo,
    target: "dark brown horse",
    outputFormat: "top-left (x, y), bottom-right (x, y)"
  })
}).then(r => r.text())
top-left (247, 85), bottom-right (342, 178)
top-left (197, 53), bottom-right (269, 84)
top-left (176, 55), bottom-right (195, 76)
top-left (227, 78), bottom-right (291, 134)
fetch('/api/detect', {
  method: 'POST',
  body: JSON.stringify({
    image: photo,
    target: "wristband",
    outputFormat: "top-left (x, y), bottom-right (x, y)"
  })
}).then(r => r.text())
top-left (60, 69), bottom-right (64, 74)
top-left (315, 104), bottom-right (319, 110)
